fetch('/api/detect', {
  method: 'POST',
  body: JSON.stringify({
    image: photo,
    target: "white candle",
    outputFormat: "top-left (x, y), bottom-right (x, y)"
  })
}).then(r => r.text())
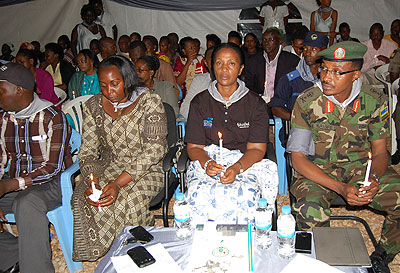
top-left (90, 173), bottom-right (95, 192)
top-left (89, 173), bottom-right (103, 211)
top-left (360, 152), bottom-right (372, 187)
top-left (218, 131), bottom-right (224, 177)
top-left (218, 131), bottom-right (223, 164)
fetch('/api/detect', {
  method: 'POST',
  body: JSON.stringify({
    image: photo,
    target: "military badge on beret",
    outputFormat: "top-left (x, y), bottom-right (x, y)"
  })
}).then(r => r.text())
top-left (311, 34), bottom-right (318, 40)
top-left (334, 47), bottom-right (346, 60)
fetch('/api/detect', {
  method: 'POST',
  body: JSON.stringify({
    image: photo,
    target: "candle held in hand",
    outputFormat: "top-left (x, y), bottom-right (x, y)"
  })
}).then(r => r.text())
top-left (218, 131), bottom-right (224, 177)
top-left (359, 152), bottom-right (372, 187)
top-left (88, 173), bottom-right (103, 211)
top-left (218, 131), bottom-right (223, 164)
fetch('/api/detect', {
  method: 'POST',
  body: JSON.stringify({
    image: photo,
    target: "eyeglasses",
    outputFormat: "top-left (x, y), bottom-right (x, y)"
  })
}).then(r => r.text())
top-left (320, 67), bottom-right (358, 77)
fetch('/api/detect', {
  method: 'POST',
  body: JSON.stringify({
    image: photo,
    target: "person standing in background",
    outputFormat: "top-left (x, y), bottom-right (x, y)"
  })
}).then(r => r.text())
top-left (90, 0), bottom-right (118, 40)
top-left (310, 0), bottom-right (338, 46)
top-left (259, 0), bottom-right (289, 36)
top-left (71, 4), bottom-right (106, 58)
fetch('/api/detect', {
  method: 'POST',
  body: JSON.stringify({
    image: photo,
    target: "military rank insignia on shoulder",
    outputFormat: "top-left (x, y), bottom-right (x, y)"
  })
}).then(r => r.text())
top-left (296, 86), bottom-right (321, 108)
top-left (364, 85), bottom-right (386, 104)
top-left (286, 70), bottom-right (300, 81)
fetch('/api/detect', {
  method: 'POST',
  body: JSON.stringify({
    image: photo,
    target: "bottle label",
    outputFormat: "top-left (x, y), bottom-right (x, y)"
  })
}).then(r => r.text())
top-left (278, 227), bottom-right (295, 238)
top-left (255, 211), bottom-right (272, 230)
top-left (278, 220), bottom-right (295, 238)
top-left (174, 206), bottom-right (190, 222)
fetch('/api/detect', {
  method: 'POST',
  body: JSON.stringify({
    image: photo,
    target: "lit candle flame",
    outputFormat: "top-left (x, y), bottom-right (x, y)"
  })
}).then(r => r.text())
top-left (368, 152), bottom-right (372, 159)
top-left (90, 173), bottom-right (94, 181)
top-left (218, 131), bottom-right (222, 139)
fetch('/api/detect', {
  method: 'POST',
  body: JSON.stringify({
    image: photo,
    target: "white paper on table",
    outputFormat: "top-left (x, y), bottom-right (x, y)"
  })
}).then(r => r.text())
top-left (111, 243), bottom-right (183, 273)
top-left (186, 222), bottom-right (249, 273)
top-left (280, 254), bottom-right (344, 273)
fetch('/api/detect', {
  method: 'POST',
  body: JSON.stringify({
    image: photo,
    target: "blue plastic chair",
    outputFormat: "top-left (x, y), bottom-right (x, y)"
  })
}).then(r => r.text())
top-left (5, 129), bottom-right (82, 273)
top-left (177, 84), bottom-right (183, 102)
top-left (271, 116), bottom-right (288, 195)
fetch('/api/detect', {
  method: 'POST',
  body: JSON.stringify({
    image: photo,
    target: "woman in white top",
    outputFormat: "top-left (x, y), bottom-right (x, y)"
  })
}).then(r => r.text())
top-left (259, 0), bottom-right (289, 34)
top-left (71, 4), bottom-right (106, 59)
top-left (310, 0), bottom-right (338, 46)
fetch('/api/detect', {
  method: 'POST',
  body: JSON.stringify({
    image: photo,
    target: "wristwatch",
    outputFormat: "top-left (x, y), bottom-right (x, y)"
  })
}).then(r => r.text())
top-left (370, 173), bottom-right (380, 183)
top-left (16, 177), bottom-right (27, 190)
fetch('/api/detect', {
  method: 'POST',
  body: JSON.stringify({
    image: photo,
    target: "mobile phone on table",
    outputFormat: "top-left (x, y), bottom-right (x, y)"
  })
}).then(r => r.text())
top-left (295, 232), bottom-right (312, 254)
top-left (127, 246), bottom-right (156, 268)
top-left (129, 226), bottom-right (154, 244)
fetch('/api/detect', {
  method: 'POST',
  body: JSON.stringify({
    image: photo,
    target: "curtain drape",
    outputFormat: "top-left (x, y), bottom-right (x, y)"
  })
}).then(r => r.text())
top-left (110, 0), bottom-right (266, 11)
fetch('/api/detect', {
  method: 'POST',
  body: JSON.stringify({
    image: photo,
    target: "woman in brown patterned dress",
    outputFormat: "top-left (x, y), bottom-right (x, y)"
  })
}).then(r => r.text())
top-left (71, 55), bottom-right (168, 261)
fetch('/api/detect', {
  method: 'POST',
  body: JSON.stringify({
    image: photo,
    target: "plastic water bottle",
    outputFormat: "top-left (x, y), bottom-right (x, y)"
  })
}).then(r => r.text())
top-left (173, 192), bottom-right (192, 240)
top-left (277, 205), bottom-right (296, 259)
top-left (255, 198), bottom-right (273, 249)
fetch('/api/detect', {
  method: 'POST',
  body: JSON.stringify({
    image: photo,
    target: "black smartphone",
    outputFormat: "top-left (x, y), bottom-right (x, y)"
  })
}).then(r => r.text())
top-left (295, 232), bottom-right (312, 254)
top-left (129, 226), bottom-right (154, 244)
top-left (127, 246), bottom-right (156, 268)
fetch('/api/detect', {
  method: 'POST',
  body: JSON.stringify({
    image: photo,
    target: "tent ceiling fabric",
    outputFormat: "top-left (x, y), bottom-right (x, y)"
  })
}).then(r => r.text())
top-left (0, 0), bottom-right (32, 7)
top-left (0, 0), bottom-right (266, 10)
top-left (110, 0), bottom-right (266, 11)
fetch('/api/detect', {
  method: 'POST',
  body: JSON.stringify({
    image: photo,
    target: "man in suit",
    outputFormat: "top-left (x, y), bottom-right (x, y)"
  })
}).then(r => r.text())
top-left (244, 27), bottom-right (300, 102)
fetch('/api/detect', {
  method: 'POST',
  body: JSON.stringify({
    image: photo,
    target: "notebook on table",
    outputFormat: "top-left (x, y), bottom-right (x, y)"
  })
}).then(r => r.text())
top-left (313, 227), bottom-right (371, 267)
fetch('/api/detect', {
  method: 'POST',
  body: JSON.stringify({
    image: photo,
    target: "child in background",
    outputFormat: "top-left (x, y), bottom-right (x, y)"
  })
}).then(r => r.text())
top-left (158, 36), bottom-right (171, 64)
top-left (173, 36), bottom-right (207, 99)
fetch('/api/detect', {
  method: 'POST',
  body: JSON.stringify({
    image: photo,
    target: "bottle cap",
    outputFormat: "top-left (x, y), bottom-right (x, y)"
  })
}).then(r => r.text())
top-left (282, 205), bottom-right (291, 214)
top-left (176, 192), bottom-right (184, 200)
top-left (258, 198), bottom-right (267, 207)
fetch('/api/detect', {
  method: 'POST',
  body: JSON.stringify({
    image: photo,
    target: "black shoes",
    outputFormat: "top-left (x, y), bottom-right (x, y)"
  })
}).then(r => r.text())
top-left (368, 246), bottom-right (394, 273)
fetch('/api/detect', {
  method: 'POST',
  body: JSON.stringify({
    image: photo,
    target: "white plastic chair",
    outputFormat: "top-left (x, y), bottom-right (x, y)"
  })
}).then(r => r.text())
top-left (62, 95), bottom-right (93, 134)
top-left (375, 63), bottom-right (390, 84)
top-left (375, 64), bottom-right (395, 151)
top-left (54, 87), bottom-right (68, 107)
top-left (391, 78), bottom-right (400, 154)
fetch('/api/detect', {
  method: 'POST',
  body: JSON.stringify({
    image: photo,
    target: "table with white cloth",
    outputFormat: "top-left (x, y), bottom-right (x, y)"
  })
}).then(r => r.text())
top-left (95, 226), bottom-right (367, 273)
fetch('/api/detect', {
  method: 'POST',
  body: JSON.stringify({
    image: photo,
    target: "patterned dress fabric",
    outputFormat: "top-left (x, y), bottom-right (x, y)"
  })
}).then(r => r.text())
top-left (71, 92), bottom-right (167, 261)
top-left (186, 145), bottom-right (279, 225)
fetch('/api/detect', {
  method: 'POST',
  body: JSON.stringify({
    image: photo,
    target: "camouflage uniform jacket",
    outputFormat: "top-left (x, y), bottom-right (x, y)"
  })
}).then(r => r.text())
top-left (389, 48), bottom-right (400, 74)
top-left (289, 83), bottom-right (389, 175)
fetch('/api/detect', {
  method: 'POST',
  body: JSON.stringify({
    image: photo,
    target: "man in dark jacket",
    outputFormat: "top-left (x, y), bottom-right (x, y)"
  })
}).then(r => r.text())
top-left (244, 27), bottom-right (299, 103)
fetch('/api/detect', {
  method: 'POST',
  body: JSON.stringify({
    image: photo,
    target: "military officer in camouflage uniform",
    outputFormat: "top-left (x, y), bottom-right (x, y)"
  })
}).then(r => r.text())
top-left (388, 48), bottom-right (400, 164)
top-left (287, 41), bottom-right (400, 273)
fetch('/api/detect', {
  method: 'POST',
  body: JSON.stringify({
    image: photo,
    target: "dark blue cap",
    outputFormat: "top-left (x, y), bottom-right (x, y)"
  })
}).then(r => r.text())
top-left (302, 32), bottom-right (329, 48)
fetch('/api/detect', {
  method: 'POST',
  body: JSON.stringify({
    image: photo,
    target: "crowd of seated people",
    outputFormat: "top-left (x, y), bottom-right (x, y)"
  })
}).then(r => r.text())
top-left (1, 1), bottom-right (400, 272)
